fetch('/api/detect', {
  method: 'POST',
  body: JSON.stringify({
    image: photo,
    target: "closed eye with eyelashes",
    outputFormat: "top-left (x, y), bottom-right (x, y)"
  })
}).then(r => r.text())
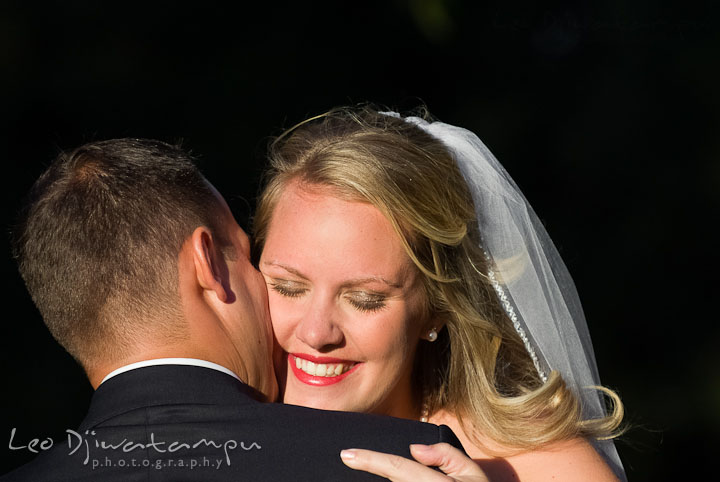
top-left (267, 280), bottom-right (388, 313)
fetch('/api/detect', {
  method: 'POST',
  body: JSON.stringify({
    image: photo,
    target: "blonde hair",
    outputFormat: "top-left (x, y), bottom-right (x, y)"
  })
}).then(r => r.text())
top-left (253, 106), bottom-right (623, 451)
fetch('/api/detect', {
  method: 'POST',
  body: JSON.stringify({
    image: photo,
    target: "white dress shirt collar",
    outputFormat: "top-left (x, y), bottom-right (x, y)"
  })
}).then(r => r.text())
top-left (99, 358), bottom-right (241, 385)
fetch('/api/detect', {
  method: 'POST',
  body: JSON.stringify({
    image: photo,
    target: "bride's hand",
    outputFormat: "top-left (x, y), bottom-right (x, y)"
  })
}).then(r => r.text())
top-left (340, 443), bottom-right (489, 481)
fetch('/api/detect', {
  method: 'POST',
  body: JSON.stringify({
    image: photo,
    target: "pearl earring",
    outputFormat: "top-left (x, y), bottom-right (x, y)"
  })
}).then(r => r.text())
top-left (427, 328), bottom-right (438, 342)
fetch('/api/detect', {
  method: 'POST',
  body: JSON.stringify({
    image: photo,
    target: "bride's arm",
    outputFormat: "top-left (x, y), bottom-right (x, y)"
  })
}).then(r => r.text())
top-left (500, 438), bottom-right (620, 482)
top-left (340, 443), bottom-right (489, 482)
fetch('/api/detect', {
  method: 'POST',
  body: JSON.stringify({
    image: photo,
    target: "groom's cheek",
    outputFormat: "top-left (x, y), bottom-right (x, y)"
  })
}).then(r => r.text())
top-left (272, 335), bottom-right (288, 402)
top-left (272, 333), bottom-right (284, 388)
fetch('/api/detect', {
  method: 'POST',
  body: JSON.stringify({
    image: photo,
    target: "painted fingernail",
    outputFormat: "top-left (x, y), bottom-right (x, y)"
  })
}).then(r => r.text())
top-left (341, 449), bottom-right (357, 460)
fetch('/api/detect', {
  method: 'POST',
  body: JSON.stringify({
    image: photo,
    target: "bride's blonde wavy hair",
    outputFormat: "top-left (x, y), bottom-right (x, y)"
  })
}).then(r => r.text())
top-left (252, 105), bottom-right (623, 451)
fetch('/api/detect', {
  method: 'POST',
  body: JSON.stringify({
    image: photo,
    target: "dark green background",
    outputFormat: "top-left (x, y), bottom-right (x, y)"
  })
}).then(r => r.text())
top-left (2, 1), bottom-right (718, 480)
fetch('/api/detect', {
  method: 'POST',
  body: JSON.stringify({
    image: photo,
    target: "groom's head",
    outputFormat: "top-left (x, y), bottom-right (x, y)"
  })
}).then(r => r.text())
top-left (13, 139), bottom-right (277, 397)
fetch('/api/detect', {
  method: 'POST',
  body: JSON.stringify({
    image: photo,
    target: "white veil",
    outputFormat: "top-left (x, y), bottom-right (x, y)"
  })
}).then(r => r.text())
top-left (383, 112), bottom-right (625, 480)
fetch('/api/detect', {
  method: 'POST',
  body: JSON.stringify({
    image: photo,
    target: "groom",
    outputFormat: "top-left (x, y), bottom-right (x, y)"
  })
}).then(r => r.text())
top-left (3, 138), bottom-right (461, 481)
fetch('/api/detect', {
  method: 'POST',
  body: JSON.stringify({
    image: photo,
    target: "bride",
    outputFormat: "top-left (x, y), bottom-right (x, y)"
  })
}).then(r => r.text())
top-left (252, 106), bottom-right (625, 481)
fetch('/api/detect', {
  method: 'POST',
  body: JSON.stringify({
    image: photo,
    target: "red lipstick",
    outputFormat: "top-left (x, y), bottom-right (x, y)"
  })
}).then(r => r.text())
top-left (289, 353), bottom-right (360, 386)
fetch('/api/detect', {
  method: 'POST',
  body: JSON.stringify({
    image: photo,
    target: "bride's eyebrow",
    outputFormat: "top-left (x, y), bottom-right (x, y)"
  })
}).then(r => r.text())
top-left (340, 277), bottom-right (403, 289)
top-left (260, 261), bottom-right (308, 280)
top-left (261, 261), bottom-right (404, 289)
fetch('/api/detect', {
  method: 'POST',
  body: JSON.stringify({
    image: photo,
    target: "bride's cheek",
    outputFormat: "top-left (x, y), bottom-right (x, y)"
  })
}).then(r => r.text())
top-left (267, 299), bottom-right (293, 340)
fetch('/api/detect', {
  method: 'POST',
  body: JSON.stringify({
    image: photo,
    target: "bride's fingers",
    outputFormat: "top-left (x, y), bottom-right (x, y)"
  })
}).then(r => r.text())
top-left (341, 448), bottom-right (451, 481)
top-left (409, 444), bottom-right (488, 480)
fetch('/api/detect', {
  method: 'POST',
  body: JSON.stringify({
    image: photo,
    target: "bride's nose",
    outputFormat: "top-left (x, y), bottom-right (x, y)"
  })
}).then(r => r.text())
top-left (295, 295), bottom-right (344, 351)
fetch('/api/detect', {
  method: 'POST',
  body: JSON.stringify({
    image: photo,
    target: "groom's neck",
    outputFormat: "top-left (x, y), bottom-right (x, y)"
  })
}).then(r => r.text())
top-left (86, 342), bottom-right (242, 390)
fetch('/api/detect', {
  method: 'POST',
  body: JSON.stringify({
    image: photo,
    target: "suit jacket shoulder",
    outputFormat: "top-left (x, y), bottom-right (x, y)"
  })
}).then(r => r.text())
top-left (1, 365), bottom-right (463, 481)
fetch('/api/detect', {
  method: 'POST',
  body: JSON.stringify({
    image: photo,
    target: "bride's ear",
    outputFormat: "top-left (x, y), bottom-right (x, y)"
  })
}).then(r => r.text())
top-left (190, 226), bottom-right (230, 303)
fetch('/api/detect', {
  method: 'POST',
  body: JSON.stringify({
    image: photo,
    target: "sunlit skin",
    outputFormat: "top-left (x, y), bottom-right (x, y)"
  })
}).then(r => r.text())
top-left (259, 181), bottom-right (430, 418)
top-left (210, 187), bottom-right (279, 401)
top-left (257, 183), bottom-right (619, 482)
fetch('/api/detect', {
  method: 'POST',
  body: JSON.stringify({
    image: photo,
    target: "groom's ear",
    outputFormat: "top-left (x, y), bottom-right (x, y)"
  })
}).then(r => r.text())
top-left (189, 226), bottom-right (230, 303)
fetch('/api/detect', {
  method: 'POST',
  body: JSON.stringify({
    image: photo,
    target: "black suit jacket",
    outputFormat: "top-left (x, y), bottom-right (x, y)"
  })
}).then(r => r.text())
top-left (2, 365), bottom-right (462, 481)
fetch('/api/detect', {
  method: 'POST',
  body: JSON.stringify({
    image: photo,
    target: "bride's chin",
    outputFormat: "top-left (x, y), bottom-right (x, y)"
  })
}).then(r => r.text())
top-left (281, 390), bottom-right (346, 411)
top-left (282, 396), bottom-right (328, 410)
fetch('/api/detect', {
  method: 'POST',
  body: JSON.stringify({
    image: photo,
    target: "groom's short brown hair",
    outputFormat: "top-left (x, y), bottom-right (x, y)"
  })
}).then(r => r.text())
top-left (12, 139), bottom-right (232, 367)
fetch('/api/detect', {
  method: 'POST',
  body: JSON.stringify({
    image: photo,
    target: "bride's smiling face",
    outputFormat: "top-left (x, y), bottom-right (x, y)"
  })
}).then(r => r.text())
top-left (259, 182), bottom-right (427, 418)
